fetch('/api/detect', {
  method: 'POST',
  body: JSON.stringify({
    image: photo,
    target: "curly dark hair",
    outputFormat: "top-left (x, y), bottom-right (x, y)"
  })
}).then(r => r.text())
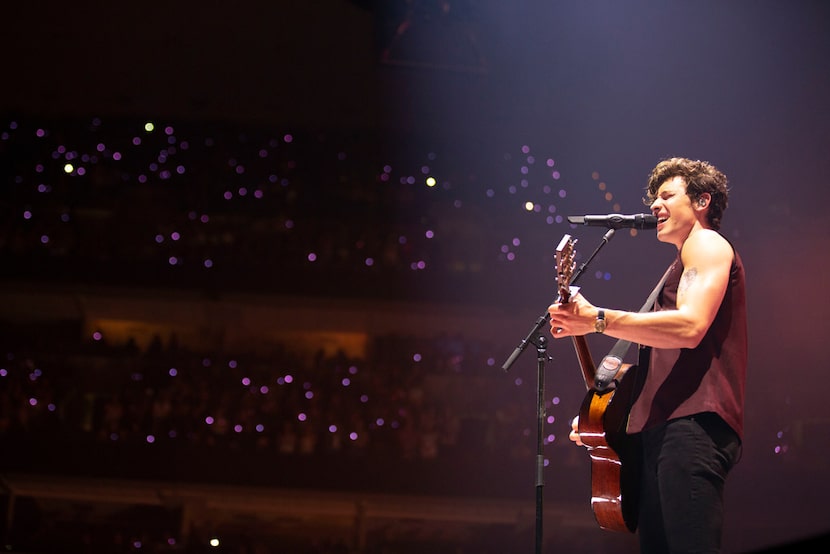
top-left (644, 157), bottom-right (730, 230)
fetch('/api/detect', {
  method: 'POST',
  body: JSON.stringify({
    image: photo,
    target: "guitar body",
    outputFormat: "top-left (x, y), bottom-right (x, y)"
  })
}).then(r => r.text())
top-left (578, 364), bottom-right (642, 533)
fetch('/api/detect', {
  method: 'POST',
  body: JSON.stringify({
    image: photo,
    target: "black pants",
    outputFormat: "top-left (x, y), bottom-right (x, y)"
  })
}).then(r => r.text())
top-left (637, 413), bottom-right (742, 554)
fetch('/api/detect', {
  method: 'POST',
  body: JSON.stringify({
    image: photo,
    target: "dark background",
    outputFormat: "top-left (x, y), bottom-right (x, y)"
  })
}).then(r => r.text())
top-left (2, 1), bottom-right (829, 552)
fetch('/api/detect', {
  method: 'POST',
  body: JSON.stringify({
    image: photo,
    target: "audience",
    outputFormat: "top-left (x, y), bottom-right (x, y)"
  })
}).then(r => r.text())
top-left (0, 113), bottom-right (575, 553)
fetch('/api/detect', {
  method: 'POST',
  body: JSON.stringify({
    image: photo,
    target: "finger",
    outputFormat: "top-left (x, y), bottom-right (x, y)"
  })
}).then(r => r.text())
top-left (550, 326), bottom-right (568, 339)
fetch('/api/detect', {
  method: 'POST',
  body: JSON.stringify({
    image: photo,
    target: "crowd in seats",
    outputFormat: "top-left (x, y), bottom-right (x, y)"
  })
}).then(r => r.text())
top-left (0, 323), bottom-right (560, 468)
top-left (0, 322), bottom-right (582, 552)
top-left (0, 112), bottom-right (580, 473)
top-left (0, 114), bottom-right (549, 302)
top-left (0, 114), bottom-right (578, 552)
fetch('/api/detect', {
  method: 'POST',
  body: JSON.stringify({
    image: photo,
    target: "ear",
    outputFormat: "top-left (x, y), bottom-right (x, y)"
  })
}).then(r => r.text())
top-left (696, 193), bottom-right (711, 210)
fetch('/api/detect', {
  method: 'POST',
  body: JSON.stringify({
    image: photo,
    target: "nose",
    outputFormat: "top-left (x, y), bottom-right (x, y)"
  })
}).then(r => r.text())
top-left (650, 198), bottom-right (663, 214)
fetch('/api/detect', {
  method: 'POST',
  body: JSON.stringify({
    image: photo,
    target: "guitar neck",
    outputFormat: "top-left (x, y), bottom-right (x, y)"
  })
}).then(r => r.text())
top-left (555, 234), bottom-right (596, 390)
top-left (571, 335), bottom-right (596, 390)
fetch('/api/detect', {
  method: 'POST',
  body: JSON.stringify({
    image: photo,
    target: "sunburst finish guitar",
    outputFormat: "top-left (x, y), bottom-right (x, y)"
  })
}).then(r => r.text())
top-left (555, 234), bottom-right (641, 533)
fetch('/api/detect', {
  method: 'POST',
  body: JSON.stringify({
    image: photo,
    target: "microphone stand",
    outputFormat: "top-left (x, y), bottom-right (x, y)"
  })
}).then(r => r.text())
top-left (501, 228), bottom-right (616, 554)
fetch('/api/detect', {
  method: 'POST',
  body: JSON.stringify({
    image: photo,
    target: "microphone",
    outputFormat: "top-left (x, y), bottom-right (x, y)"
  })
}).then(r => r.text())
top-left (567, 213), bottom-right (658, 230)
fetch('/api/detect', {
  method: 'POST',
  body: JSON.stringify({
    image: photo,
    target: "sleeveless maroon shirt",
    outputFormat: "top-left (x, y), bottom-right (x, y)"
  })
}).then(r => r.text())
top-left (627, 245), bottom-right (748, 438)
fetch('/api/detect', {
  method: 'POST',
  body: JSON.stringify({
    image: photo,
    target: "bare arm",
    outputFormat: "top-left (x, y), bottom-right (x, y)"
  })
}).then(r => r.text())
top-left (548, 229), bottom-right (733, 349)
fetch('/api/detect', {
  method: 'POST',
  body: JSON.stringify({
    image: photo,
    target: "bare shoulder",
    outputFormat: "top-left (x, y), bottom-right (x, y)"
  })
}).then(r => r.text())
top-left (682, 229), bottom-right (733, 266)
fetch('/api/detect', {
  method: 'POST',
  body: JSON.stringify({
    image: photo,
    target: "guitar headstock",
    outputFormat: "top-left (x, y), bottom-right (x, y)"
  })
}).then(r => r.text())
top-left (555, 234), bottom-right (577, 303)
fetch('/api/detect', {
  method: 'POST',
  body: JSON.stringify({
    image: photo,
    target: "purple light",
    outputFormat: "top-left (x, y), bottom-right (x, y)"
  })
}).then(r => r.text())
top-left (205, 416), bottom-right (214, 425)
top-left (328, 425), bottom-right (338, 433)
top-left (146, 435), bottom-right (155, 443)
top-left (298, 413), bottom-right (307, 421)
top-left (168, 367), bottom-right (177, 377)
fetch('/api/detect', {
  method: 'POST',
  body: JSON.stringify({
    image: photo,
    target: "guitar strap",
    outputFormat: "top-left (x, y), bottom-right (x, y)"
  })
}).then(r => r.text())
top-left (593, 259), bottom-right (677, 390)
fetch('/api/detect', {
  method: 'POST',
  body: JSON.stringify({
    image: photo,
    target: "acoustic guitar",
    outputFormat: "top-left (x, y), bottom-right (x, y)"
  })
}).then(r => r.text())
top-left (555, 234), bottom-right (641, 533)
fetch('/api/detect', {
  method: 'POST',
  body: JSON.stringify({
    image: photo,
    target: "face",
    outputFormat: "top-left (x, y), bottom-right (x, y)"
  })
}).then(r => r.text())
top-left (650, 175), bottom-right (701, 248)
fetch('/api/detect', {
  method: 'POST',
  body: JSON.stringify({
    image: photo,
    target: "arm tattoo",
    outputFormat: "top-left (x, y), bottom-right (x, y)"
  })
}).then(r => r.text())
top-left (678, 267), bottom-right (697, 297)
